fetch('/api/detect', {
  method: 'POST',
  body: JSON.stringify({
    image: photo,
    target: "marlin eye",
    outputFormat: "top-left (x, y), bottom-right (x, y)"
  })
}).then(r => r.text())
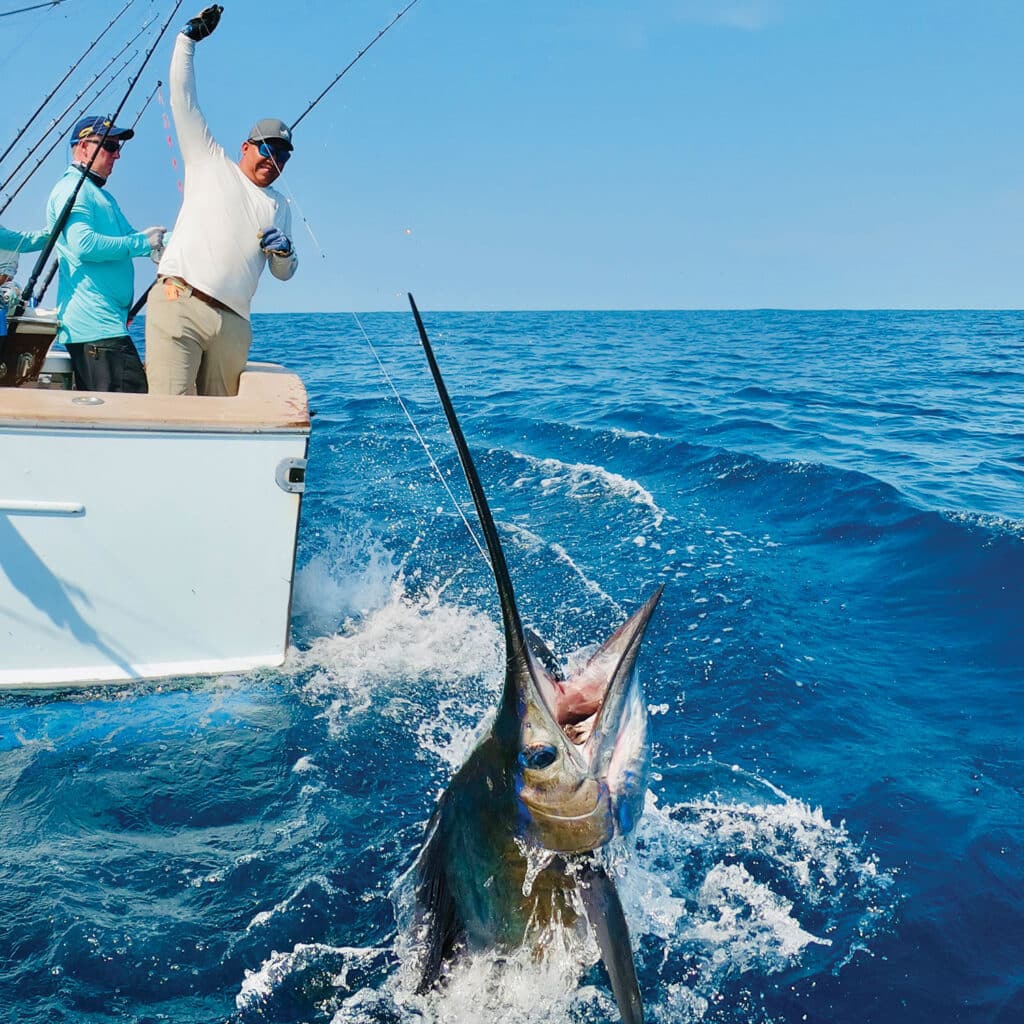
top-left (519, 744), bottom-right (558, 770)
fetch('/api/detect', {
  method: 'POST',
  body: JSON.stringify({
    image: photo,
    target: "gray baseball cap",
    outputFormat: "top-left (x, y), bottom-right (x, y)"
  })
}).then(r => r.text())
top-left (247, 118), bottom-right (293, 151)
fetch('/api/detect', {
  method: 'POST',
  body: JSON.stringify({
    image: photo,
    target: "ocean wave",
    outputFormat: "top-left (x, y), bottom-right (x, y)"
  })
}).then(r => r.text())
top-left (507, 449), bottom-right (667, 531)
top-left (232, 771), bottom-right (895, 1024)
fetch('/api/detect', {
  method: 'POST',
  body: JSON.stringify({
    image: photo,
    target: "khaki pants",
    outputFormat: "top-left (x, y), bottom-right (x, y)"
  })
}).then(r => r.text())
top-left (144, 279), bottom-right (252, 396)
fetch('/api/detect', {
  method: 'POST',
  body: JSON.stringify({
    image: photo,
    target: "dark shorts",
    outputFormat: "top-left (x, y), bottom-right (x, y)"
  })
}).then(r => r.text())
top-left (66, 335), bottom-right (148, 393)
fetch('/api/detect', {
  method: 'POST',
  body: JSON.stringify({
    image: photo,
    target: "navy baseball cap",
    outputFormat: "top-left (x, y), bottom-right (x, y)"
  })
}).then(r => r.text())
top-left (70, 116), bottom-right (135, 145)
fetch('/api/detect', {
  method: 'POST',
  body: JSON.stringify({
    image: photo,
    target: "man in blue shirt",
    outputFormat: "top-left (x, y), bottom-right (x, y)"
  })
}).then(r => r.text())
top-left (46, 116), bottom-right (166, 392)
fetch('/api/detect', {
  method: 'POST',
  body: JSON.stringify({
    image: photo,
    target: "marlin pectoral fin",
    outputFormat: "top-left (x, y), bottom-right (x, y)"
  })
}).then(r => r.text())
top-left (579, 863), bottom-right (644, 1024)
top-left (414, 805), bottom-right (466, 994)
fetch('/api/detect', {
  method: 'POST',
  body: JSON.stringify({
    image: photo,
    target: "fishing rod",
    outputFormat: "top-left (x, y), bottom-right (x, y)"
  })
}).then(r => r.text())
top-left (0, 49), bottom-right (137, 217)
top-left (0, 0), bottom-right (133, 166)
top-left (0, 0), bottom-right (74, 17)
top-left (129, 78), bottom-right (162, 130)
top-left (0, 17), bottom-right (153, 194)
top-left (290, 0), bottom-right (423, 131)
top-left (16, 0), bottom-right (184, 314)
top-left (119, 79), bottom-right (163, 326)
top-left (35, 257), bottom-right (58, 303)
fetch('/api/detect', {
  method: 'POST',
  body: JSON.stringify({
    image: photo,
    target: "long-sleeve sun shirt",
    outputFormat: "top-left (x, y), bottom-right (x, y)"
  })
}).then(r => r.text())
top-left (46, 167), bottom-right (151, 345)
top-left (157, 34), bottom-right (297, 320)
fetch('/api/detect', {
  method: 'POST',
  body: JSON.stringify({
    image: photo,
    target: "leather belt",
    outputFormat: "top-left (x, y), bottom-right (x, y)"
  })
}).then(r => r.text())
top-left (159, 276), bottom-right (234, 314)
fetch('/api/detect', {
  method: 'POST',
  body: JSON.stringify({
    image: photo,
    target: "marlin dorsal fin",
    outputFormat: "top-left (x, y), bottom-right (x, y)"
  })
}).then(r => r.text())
top-left (408, 294), bottom-right (528, 666)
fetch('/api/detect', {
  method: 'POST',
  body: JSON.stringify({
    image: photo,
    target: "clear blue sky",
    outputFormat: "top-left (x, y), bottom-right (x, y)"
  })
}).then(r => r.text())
top-left (2, 0), bottom-right (1022, 311)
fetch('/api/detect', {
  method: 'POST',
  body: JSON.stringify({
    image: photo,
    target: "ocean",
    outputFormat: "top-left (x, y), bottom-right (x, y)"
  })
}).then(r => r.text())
top-left (1, 309), bottom-right (1021, 1024)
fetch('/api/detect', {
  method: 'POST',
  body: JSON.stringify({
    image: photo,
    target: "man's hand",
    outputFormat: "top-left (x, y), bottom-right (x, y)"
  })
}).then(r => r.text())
top-left (259, 227), bottom-right (292, 257)
top-left (182, 5), bottom-right (223, 41)
top-left (142, 226), bottom-right (167, 251)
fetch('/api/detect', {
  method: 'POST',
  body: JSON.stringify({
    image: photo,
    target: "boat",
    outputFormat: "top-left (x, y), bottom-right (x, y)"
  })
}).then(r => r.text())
top-left (0, 339), bottom-right (310, 690)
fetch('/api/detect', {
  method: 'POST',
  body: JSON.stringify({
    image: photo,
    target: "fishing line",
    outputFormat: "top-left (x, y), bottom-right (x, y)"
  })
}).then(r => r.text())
top-left (239, 162), bottom-right (484, 562)
top-left (350, 310), bottom-right (490, 566)
top-left (0, 0), bottom-right (134, 165)
top-left (258, 164), bottom-right (324, 262)
top-left (0, 16), bottom-right (154, 194)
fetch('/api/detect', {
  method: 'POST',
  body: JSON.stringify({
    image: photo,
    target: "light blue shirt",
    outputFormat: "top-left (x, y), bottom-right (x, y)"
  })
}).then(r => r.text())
top-left (46, 165), bottom-right (150, 345)
top-left (0, 225), bottom-right (47, 252)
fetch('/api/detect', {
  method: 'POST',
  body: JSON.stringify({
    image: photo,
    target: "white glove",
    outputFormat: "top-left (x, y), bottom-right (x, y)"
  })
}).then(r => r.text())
top-left (142, 225), bottom-right (166, 252)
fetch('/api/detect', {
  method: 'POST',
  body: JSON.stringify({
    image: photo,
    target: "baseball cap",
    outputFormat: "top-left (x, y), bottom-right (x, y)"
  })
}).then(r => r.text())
top-left (248, 118), bottom-right (293, 151)
top-left (70, 116), bottom-right (135, 144)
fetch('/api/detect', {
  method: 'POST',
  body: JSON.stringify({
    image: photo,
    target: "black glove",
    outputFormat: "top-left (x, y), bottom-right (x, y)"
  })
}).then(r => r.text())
top-left (182, 5), bottom-right (223, 41)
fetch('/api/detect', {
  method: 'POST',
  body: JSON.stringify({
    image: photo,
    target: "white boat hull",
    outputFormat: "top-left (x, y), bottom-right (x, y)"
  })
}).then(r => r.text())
top-left (0, 361), bottom-right (310, 689)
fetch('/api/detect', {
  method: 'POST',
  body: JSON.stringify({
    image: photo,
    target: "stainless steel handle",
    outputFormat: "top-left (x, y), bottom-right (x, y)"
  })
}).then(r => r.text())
top-left (0, 500), bottom-right (85, 515)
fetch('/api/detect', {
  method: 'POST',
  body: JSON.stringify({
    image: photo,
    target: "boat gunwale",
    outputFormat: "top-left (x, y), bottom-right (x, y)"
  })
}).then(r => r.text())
top-left (0, 361), bottom-right (311, 433)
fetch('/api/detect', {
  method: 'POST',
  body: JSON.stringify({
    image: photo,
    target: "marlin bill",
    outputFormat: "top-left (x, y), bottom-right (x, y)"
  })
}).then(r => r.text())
top-left (406, 296), bottom-right (663, 1023)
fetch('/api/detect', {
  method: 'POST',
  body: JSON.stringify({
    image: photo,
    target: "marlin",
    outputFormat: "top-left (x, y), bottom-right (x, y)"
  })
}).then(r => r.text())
top-left (407, 295), bottom-right (663, 1023)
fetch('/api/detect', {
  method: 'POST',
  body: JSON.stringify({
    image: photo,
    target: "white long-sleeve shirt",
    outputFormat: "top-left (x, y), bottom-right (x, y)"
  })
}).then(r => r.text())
top-left (158, 35), bottom-right (297, 319)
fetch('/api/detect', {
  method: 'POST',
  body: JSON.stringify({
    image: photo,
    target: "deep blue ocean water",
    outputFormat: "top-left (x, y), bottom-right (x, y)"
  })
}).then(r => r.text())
top-left (1, 309), bottom-right (1021, 1024)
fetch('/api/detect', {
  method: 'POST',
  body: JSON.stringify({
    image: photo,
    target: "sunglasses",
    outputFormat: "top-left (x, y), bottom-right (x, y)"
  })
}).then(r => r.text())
top-left (248, 140), bottom-right (291, 165)
top-left (84, 138), bottom-right (122, 153)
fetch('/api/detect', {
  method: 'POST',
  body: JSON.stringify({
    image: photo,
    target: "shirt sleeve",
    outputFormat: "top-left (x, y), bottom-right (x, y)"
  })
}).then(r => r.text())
top-left (0, 226), bottom-right (47, 252)
top-left (63, 208), bottom-right (150, 262)
top-left (169, 33), bottom-right (223, 163)
top-left (268, 202), bottom-right (297, 281)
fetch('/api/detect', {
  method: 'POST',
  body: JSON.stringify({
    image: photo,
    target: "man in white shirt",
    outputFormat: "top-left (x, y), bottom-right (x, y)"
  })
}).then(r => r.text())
top-left (145, 5), bottom-right (298, 397)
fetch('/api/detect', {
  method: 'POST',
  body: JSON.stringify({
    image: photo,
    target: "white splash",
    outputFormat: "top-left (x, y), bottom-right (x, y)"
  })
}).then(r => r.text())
top-left (509, 449), bottom-right (667, 530)
top-left (292, 525), bottom-right (400, 636)
top-left (288, 573), bottom-right (503, 739)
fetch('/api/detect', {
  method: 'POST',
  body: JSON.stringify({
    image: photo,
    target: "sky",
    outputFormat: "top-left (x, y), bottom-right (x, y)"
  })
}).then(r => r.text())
top-left (1, 0), bottom-right (1022, 312)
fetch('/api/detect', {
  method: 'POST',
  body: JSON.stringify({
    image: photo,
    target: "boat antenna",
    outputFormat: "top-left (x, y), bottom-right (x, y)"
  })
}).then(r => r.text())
top-left (15, 0), bottom-right (185, 315)
top-left (0, 0), bottom-right (133, 166)
top-left (290, 0), bottom-right (422, 131)
top-left (0, 16), bottom-right (153, 195)
top-left (0, 49), bottom-right (137, 216)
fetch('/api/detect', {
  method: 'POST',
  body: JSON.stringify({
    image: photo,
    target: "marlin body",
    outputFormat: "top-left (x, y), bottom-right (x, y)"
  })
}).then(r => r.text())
top-left (407, 296), bottom-right (662, 1024)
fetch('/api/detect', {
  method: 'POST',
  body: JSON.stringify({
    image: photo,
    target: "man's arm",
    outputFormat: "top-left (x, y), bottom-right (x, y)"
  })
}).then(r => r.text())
top-left (169, 33), bottom-right (221, 163)
top-left (261, 209), bottom-right (298, 281)
top-left (268, 248), bottom-right (298, 281)
top-left (64, 211), bottom-right (151, 262)
top-left (0, 226), bottom-right (47, 252)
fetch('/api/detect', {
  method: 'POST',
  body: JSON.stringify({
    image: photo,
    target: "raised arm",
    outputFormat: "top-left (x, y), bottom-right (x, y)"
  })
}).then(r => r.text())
top-left (169, 7), bottom-right (225, 163)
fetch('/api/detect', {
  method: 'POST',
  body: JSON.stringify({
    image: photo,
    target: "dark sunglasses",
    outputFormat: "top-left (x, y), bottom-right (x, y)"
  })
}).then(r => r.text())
top-left (84, 138), bottom-right (122, 153)
top-left (249, 140), bottom-right (291, 165)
